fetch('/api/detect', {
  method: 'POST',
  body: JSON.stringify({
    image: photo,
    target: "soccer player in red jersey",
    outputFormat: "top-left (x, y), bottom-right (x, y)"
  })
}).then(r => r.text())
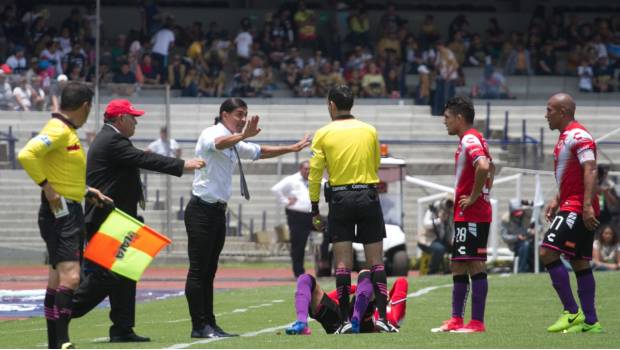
top-left (432, 96), bottom-right (495, 333)
top-left (285, 270), bottom-right (408, 335)
top-left (540, 93), bottom-right (602, 333)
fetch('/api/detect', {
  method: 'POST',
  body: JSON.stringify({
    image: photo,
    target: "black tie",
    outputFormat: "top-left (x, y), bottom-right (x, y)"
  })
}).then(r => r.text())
top-left (232, 146), bottom-right (250, 200)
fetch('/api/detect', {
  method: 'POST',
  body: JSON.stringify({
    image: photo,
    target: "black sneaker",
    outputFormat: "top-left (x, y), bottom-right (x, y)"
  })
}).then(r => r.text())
top-left (335, 321), bottom-right (355, 334)
top-left (375, 318), bottom-right (399, 333)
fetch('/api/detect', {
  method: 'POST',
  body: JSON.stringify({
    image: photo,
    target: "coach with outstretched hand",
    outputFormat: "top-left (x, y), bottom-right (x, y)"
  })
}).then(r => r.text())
top-left (185, 98), bottom-right (309, 339)
top-left (70, 99), bottom-right (205, 343)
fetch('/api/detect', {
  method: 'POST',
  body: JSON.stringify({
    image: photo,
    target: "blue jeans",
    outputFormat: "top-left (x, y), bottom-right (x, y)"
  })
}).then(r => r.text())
top-left (515, 239), bottom-right (533, 273)
top-left (419, 240), bottom-right (447, 274)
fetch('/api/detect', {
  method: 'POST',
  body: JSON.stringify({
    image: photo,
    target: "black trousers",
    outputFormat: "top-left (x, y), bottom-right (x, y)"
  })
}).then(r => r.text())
top-left (286, 209), bottom-right (314, 277)
top-left (184, 196), bottom-right (227, 330)
top-left (72, 264), bottom-right (136, 336)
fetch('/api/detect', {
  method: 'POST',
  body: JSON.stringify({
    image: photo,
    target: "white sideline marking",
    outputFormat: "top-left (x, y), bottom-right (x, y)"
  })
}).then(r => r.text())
top-left (407, 284), bottom-right (452, 298)
top-left (167, 282), bottom-right (451, 349)
top-left (167, 324), bottom-right (290, 349)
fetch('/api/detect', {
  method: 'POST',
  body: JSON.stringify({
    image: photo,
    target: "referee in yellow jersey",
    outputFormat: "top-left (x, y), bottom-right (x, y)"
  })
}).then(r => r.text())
top-left (309, 85), bottom-right (397, 334)
top-left (18, 82), bottom-right (111, 349)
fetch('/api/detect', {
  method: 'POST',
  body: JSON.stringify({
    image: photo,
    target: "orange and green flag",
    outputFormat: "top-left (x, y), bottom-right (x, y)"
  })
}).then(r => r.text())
top-left (84, 208), bottom-right (172, 281)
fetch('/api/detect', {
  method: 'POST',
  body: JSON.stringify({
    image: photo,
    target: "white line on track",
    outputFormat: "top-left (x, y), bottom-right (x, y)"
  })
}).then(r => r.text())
top-left (167, 282), bottom-right (452, 349)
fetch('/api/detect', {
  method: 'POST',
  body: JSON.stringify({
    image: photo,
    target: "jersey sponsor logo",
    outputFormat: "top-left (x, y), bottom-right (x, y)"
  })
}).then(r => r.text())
top-left (34, 134), bottom-right (52, 147)
top-left (566, 212), bottom-right (577, 229)
top-left (66, 143), bottom-right (81, 151)
top-left (477, 248), bottom-right (487, 254)
top-left (565, 241), bottom-right (576, 248)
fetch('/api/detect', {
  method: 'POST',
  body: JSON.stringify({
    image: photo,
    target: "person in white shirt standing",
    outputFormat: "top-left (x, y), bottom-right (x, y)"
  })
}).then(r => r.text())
top-left (184, 98), bottom-right (309, 339)
top-left (234, 17), bottom-right (253, 66)
top-left (271, 161), bottom-right (315, 277)
top-left (146, 126), bottom-right (181, 158)
top-left (151, 16), bottom-right (175, 79)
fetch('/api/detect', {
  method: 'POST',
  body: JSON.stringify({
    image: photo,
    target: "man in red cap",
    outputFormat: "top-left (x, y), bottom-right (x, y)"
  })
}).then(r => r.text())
top-left (70, 99), bottom-right (205, 343)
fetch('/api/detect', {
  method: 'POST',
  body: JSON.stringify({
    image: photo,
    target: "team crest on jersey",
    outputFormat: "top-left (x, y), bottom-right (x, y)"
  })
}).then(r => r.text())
top-left (34, 134), bottom-right (52, 147)
top-left (468, 223), bottom-right (477, 237)
top-left (566, 212), bottom-right (577, 229)
top-left (66, 144), bottom-right (81, 151)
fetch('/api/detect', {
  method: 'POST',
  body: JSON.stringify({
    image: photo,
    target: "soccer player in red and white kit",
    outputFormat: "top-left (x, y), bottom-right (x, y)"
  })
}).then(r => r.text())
top-left (432, 96), bottom-right (495, 333)
top-left (540, 93), bottom-right (602, 333)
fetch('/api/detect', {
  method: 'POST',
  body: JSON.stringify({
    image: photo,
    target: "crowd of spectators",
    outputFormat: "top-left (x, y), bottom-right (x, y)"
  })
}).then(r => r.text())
top-left (3, 1), bottom-right (620, 112)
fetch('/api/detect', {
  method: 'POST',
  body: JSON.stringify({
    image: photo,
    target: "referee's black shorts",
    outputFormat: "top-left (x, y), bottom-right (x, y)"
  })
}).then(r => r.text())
top-left (38, 195), bottom-right (85, 268)
top-left (328, 187), bottom-right (386, 244)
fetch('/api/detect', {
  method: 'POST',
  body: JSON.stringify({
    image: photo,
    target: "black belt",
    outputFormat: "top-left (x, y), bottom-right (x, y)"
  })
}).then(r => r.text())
top-left (192, 195), bottom-right (227, 210)
top-left (330, 184), bottom-right (376, 192)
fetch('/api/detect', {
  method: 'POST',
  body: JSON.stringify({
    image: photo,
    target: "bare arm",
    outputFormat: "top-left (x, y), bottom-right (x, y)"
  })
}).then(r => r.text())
top-left (260, 134), bottom-right (310, 159)
top-left (545, 192), bottom-right (561, 222)
top-left (459, 156), bottom-right (490, 210)
top-left (582, 160), bottom-right (600, 231)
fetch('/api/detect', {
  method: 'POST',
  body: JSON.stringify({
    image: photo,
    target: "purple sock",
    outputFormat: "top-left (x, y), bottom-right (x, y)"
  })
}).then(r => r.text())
top-left (471, 273), bottom-right (488, 322)
top-left (576, 268), bottom-right (598, 324)
top-left (294, 274), bottom-right (314, 323)
top-left (352, 272), bottom-right (373, 322)
top-left (452, 275), bottom-right (469, 318)
top-left (546, 260), bottom-right (579, 313)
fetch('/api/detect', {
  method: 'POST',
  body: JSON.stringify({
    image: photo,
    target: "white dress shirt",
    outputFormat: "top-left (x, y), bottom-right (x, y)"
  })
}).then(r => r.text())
top-left (271, 172), bottom-right (312, 213)
top-left (148, 137), bottom-right (179, 157)
top-left (192, 123), bottom-right (261, 203)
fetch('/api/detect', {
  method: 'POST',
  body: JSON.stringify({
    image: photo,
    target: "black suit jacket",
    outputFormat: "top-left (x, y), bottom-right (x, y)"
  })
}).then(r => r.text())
top-left (84, 124), bottom-right (185, 237)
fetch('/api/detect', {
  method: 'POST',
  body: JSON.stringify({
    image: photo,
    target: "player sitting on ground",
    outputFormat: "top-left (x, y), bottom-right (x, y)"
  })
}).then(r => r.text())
top-left (285, 270), bottom-right (408, 335)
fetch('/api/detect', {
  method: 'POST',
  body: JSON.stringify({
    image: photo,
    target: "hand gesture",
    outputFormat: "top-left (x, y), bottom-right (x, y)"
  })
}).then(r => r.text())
top-left (544, 197), bottom-right (559, 222)
top-left (287, 197), bottom-right (298, 206)
top-left (184, 158), bottom-right (206, 170)
top-left (86, 187), bottom-right (114, 208)
top-left (242, 115), bottom-right (261, 139)
top-left (291, 133), bottom-right (311, 152)
top-left (583, 204), bottom-right (600, 232)
top-left (458, 194), bottom-right (476, 211)
top-left (312, 214), bottom-right (324, 231)
top-left (43, 183), bottom-right (61, 212)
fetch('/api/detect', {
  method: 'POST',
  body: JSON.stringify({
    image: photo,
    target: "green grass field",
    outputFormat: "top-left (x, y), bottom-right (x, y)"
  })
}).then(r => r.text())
top-left (1, 272), bottom-right (619, 349)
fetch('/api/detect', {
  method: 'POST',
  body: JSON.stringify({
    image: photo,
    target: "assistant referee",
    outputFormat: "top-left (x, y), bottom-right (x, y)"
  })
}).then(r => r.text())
top-left (309, 85), bottom-right (396, 334)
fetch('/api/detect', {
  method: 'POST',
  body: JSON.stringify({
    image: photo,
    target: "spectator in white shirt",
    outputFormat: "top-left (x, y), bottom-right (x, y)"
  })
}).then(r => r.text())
top-left (6, 46), bottom-right (27, 74)
top-left (271, 160), bottom-right (315, 277)
top-left (40, 40), bottom-right (65, 76)
top-left (184, 98), bottom-right (309, 339)
top-left (234, 18), bottom-right (253, 66)
top-left (0, 70), bottom-right (14, 110)
top-left (13, 77), bottom-right (32, 111)
top-left (151, 17), bottom-right (175, 78)
top-left (146, 126), bottom-right (181, 158)
top-left (578, 60), bottom-right (594, 92)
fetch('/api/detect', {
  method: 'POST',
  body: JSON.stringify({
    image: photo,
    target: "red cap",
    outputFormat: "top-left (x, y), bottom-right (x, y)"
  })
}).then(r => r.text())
top-left (104, 99), bottom-right (145, 119)
top-left (0, 64), bottom-right (12, 74)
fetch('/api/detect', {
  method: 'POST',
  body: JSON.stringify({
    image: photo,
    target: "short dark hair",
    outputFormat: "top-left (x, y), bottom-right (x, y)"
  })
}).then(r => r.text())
top-left (60, 82), bottom-right (93, 111)
top-left (444, 95), bottom-right (475, 124)
top-left (327, 85), bottom-right (354, 111)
